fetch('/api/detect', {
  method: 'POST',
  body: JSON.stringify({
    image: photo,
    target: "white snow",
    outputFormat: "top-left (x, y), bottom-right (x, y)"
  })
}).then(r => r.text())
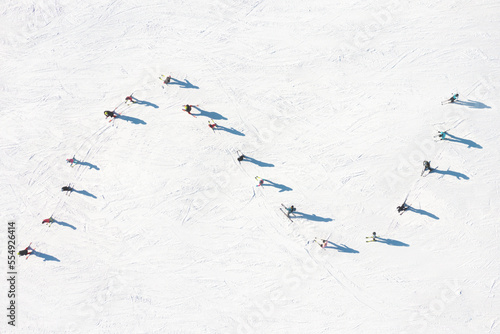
top-left (1, 0), bottom-right (499, 333)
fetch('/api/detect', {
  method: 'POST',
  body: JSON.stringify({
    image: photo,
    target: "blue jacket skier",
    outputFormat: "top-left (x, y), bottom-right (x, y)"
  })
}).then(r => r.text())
top-left (449, 93), bottom-right (459, 103)
top-left (286, 205), bottom-right (296, 217)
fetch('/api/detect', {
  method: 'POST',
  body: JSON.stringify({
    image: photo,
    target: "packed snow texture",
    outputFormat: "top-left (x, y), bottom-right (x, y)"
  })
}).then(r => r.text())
top-left (1, 0), bottom-right (499, 333)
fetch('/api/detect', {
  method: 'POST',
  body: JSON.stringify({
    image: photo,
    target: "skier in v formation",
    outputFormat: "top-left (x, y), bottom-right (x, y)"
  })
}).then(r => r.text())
top-left (18, 245), bottom-right (34, 256)
top-left (237, 151), bottom-right (245, 162)
top-left (125, 95), bottom-right (136, 104)
top-left (442, 93), bottom-right (459, 104)
top-left (104, 110), bottom-right (117, 118)
top-left (397, 202), bottom-right (408, 214)
top-left (61, 185), bottom-right (73, 192)
top-left (421, 160), bottom-right (434, 176)
top-left (208, 119), bottom-right (217, 130)
top-left (285, 205), bottom-right (296, 217)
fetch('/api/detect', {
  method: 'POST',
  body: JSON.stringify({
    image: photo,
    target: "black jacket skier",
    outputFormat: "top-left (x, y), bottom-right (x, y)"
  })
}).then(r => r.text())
top-left (423, 160), bottom-right (432, 171)
top-left (18, 246), bottom-right (33, 256)
top-left (397, 203), bottom-right (408, 213)
top-left (61, 186), bottom-right (73, 192)
top-left (104, 110), bottom-right (116, 118)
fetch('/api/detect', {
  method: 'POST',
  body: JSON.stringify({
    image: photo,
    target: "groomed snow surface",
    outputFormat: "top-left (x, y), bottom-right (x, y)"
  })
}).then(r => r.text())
top-left (1, 0), bottom-right (499, 333)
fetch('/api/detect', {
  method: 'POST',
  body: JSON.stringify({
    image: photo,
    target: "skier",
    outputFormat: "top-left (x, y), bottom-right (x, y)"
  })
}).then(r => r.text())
top-left (183, 104), bottom-right (193, 114)
top-left (104, 110), bottom-right (117, 118)
top-left (208, 120), bottom-right (217, 130)
top-left (367, 232), bottom-right (377, 242)
top-left (256, 176), bottom-right (264, 187)
top-left (61, 186), bottom-right (73, 192)
top-left (237, 154), bottom-right (245, 162)
top-left (286, 205), bottom-right (296, 217)
top-left (315, 238), bottom-right (328, 248)
top-left (18, 245), bottom-right (33, 256)
top-left (448, 93), bottom-right (459, 103)
top-left (437, 131), bottom-right (447, 140)
top-left (125, 95), bottom-right (136, 104)
top-left (163, 75), bottom-right (171, 84)
top-left (422, 160), bottom-right (434, 175)
top-left (397, 202), bottom-right (408, 213)
top-left (42, 217), bottom-right (54, 224)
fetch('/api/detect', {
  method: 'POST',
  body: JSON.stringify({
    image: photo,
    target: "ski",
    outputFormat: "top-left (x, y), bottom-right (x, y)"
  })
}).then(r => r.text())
top-left (280, 208), bottom-right (293, 222)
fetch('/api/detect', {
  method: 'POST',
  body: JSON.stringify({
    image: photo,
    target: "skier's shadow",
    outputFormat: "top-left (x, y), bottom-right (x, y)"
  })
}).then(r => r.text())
top-left (192, 106), bottom-right (227, 120)
top-left (170, 78), bottom-right (199, 89)
top-left (74, 160), bottom-right (99, 170)
top-left (431, 168), bottom-right (469, 180)
top-left (244, 156), bottom-right (274, 167)
top-left (444, 133), bottom-right (482, 149)
top-left (216, 126), bottom-right (245, 136)
top-left (324, 242), bottom-right (359, 253)
top-left (454, 99), bottom-right (491, 109)
top-left (31, 250), bottom-right (61, 262)
top-left (262, 180), bottom-right (292, 192)
top-left (294, 212), bottom-right (333, 222)
top-left (118, 115), bottom-right (147, 125)
top-left (51, 219), bottom-right (77, 230)
top-left (73, 189), bottom-right (97, 199)
top-left (133, 98), bottom-right (159, 109)
top-left (406, 206), bottom-right (439, 220)
top-left (376, 237), bottom-right (409, 247)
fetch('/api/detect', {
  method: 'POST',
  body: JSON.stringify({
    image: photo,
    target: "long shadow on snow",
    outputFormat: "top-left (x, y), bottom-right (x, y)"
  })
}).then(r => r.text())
top-left (431, 168), bottom-right (469, 180)
top-left (192, 106), bottom-right (227, 120)
top-left (216, 126), bottom-right (244, 136)
top-left (170, 77), bottom-right (199, 89)
top-left (31, 250), bottom-right (61, 262)
top-left (118, 115), bottom-right (147, 125)
top-left (294, 212), bottom-right (333, 222)
top-left (51, 219), bottom-right (77, 230)
top-left (406, 206), bottom-right (439, 220)
top-left (73, 159), bottom-right (99, 170)
top-left (376, 238), bottom-right (409, 247)
top-left (454, 99), bottom-right (491, 109)
top-left (444, 133), bottom-right (482, 149)
top-left (133, 98), bottom-right (159, 109)
top-left (325, 242), bottom-right (359, 253)
top-left (244, 156), bottom-right (274, 167)
top-left (262, 179), bottom-right (292, 192)
top-left (73, 189), bottom-right (97, 199)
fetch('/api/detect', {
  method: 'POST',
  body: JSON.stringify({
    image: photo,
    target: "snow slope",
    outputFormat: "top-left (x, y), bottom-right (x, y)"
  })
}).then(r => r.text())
top-left (1, 0), bottom-right (499, 333)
